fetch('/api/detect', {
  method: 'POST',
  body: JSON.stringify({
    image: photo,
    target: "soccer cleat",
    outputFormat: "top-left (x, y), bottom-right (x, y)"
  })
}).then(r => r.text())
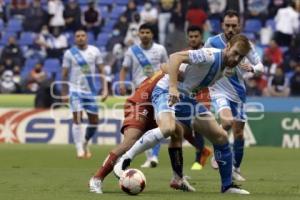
top-left (113, 157), bottom-right (132, 179)
top-left (200, 146), bottom-right (212, 166)
top-left (170, 176), bottom-right (196, 192)
top-left (89, 177), bottom-right (103, 194)
top-left (222, 183), bottom-right (250, 194)
top-left (83, 141), bottom-right (92, 159)
top-left (190, 162), bottom-right (203, 170)
top-left (210, 155), bottom-right (219, 170)
top-left (232, 168), bottom-right (246, 181)
top-left (140, 159), bottom-right (152, 168)
top-left (150, 156), bottom-right (159, 168)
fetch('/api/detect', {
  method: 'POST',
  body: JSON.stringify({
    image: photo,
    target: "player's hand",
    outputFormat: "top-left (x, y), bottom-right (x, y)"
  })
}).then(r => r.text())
top-left (100, 89), bottom-right (109, 102)
top-left (240, 63), bottom-right (254, 73)
top-left (168, 87), bottom-right (180, 107)
top-left (119, 84), bottom-right (126, 96)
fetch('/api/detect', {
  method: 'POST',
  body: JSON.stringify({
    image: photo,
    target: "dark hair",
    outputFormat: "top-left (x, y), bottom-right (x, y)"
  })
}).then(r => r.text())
top-left (75, 27), bottom-right (87, 33)
top-left (187, 25), bottom-right (203, 35)
top-left (139, 23), bottom-right (154, 34)
top-left (222, 9), bottom-right (240, 22)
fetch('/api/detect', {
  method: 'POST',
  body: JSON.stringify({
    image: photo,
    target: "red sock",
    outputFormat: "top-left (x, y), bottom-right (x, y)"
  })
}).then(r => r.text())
top-left (94, 152), bottom-right (118, 180)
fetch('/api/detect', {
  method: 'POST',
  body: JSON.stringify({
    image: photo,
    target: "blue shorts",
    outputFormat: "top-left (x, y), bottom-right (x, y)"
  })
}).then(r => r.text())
top-left (212, 96), bottom-right (247, 121)
top-left (70, 92), bottom-right (98, 114)
top-left (152, 86), bottom-right (209, 128)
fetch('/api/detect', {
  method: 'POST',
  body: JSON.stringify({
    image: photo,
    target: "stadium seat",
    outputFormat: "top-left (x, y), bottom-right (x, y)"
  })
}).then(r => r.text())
top-left (87, 32), bottom-right (96, 45)
top-left (114, 0), bottom-right (129, 5)
top-left (244, 19), bottom-right (262, 33)
top-left (243, 32), bottom-right (256, 41)
top-left (101, 20), bottom-right (117, 33)
top-left (21, 58), bottom-right (39, 79)
top-left (96, 33), bottom-right (110, 47)
top-left (98, 0), bottom-right (111, 6)
top-left (19, 32), bottom-right (35, 46)
top-left (109, 6), bottom-right (126, 19)
top-left (6, 18), bottom-right (23, 32)
top-left (209, 19), bottom-right (221, 34)
top-left (43, 58), bottom-right (61, 77)
top-left (0, 32), bottom-right (17, 45)
top-left (78, 0), bottom-right (89, 5)
top-left (266, 19), bottom-right (276, 31)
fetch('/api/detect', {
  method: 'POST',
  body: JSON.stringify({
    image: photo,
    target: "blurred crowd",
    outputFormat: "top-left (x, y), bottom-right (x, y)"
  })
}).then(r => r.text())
top-left (0, 0), bottom-right (299, 98)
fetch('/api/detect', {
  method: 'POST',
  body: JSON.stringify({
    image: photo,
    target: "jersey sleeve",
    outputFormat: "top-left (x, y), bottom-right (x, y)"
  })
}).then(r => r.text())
top-left (62, 50), bottom-right (72, 68)
top-left (203, 38), bottom-right (212, 48)
top-left (160, 46), bottom-right (169, 62)
top-left (95, 47), bottom-right (104, 65)
top-left (122, 48), bottom-right (132, 69)
top-left (246, 43), bottom-right (264, 74)
top-left (188, 48), bottom-right (215, 65)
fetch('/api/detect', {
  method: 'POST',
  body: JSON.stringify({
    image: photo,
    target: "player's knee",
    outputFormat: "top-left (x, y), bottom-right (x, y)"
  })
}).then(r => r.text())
top-left (221, 120), bottom-right (233, 131)
top-left (214, 131), bottom-right (228, 145)
top-left (234, 131), bottom-right (244, 140)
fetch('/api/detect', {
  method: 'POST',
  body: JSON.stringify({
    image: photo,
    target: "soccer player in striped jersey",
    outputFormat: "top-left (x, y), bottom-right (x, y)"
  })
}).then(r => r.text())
top-left (205, 10), bottom-right (264, 181)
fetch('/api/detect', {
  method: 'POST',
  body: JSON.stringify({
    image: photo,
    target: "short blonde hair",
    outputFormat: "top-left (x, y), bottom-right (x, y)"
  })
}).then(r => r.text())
top-left (228, 34), bottom-right (251, 55)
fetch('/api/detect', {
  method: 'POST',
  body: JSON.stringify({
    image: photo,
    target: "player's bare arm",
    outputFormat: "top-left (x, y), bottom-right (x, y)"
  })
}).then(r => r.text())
top-left (61, 67), bottom-right (69, 103)
top-left (98, 64), bottom-right (108, 102)
top-left (119, 67), bottom-right (128, 95)
top-left (168, 51), bottom-right (190, 106)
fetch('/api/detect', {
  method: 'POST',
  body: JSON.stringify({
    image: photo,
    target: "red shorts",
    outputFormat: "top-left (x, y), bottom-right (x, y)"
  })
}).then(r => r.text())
top-left (120, 71), bottom-right (164, 134)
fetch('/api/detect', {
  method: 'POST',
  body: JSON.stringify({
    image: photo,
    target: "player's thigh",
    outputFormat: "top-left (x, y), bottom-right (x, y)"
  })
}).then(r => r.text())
top-left (193, 114), bottom-right (228, 145)
top-left (86, 111), bottom-right (99, 125)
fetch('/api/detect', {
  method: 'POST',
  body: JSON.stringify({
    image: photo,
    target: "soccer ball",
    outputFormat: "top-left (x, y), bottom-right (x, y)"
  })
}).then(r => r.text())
top-left (119, 168), bottom-right (146, 195)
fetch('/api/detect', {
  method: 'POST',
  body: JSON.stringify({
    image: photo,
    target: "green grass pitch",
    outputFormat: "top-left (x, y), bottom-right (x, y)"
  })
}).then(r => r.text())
top-left (0, 144), bottom-right (299, 200)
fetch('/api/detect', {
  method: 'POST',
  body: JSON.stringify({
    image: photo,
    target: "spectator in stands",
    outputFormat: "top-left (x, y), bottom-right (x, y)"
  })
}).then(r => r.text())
top-left (124, 0), bottom-right (137, 23)
top-left (264, 40), bottom-right (283, 68)
top-left (274, 1), bottom-right (299, 47)
top-left (25, 62), bottom-right (47, 93)
top-left (263, 67), bottom-right (290, 97)
top-left (0, 70), bottom-right (21, 93)
top-left (83, 1), bottom-right (102, 38)
top-left (115, 15), bottom-right (129, 37)
top-left (0, 0), bottom-right (8, 22)
top-left (63, 0), bottom-right (81, 32)
top-left (23, 0), bottom-right (48, 33)
top-left (207, 0), bottom-right (226, 19)
top-left (268, 0), bottom-right (287, 18)
top-left (245, 76), bottom-right (262, 96)
top-left (245, 0), bottom-right (270, 24)
top-left (185, 1), bottom-right (208, 29)
top-left (10, 0), bottom-right (28, 17)
top-left (44, 27), bottom-right (68, 59)
top-left (140, 2), bottom-right (158, 23)
top-left (124, 12), bottom-right (141, 46)
top-left (226, 0), bottom-right (245, 16)
top-left (0, 36), bottom-right (24, 70)
top-left (107, 28), bottom-right (124, 51)
top-left (48, 0), bottom-right (65, 29)
top-left (290, 62), bottom-right (300, 96)
top-left (158, 0), bottom-right (177, 46)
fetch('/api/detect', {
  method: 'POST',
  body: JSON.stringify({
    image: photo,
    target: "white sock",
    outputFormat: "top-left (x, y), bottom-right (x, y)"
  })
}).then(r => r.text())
top-left (72, 124), bottom-right (83, 152)
top-left (144, 149), bottom-right (152, 160)
top-left (125, 128), bottom-right (164, 159)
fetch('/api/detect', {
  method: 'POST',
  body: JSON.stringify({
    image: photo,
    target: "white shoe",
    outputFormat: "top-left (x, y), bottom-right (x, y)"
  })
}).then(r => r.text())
top-left (150, 156), bottom-right (159, 168)
top-left (113, 156), bottom-right (131, 179)
top-left (89, 177), bottom-right (103, 194)
top-left (222, 183), bottom-right (250, 194)
top-left (232, 168), bottom-right (246, 181)
top-left (140, 159), bottom-right (152, 168)
top-left (210, 155), bottom-right (219, 170)
top-left (169, 176), bottom-right (196, 192)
